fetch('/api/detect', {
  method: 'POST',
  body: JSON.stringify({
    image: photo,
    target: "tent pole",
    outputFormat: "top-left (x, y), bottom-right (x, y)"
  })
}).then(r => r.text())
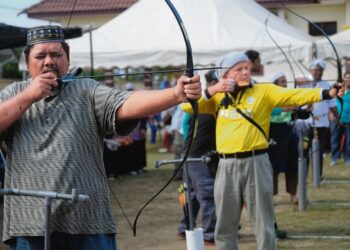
top-left (89, 24), bottom-right (94, 76)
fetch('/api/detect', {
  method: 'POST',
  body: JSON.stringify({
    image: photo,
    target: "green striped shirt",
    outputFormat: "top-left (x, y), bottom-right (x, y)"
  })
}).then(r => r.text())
top-left (0, 78), bottom-right (133, 242)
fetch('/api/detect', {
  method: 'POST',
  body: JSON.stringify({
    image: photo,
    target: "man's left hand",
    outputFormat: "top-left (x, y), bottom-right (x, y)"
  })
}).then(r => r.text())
top-left (175, 75), bottom-right (202, 103)
top-left (329, 83), bottom-right (344, 98)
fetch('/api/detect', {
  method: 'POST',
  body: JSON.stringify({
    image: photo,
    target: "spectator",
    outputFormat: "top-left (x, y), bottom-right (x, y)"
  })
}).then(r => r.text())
top-left (245, 49), bottom-right (261, 74)
top-left (330, 71), bottom-right (350, 165)
top-left (268, 71), bottom-right (302, 205)
top-left (306, 59), bottom-right (339, 175)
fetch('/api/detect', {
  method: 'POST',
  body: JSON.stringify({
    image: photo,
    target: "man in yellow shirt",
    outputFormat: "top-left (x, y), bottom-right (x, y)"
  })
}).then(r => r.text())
top-left (182, 51), bottom-right (342, 250)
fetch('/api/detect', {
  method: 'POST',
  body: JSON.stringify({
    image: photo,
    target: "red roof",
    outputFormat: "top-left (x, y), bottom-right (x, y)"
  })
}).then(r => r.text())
top-left (22, 0), bottom-right (137, 17)
top-left (257, 0), bottom-right (318, 3)
top-left (257, 0), bottom-right (319, 7)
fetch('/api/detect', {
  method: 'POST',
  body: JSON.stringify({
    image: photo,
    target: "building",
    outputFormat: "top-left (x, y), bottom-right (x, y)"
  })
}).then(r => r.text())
top-left (21, 0), bottom-right (137, 30)
top-left (257, 0), bottom-right (350, 38)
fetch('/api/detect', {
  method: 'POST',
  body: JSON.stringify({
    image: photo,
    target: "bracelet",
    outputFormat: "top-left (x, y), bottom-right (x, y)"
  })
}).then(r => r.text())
top-left (204, 88), bottom-right (212, 99)
top-left (321, 89), bottom-right (332, 100)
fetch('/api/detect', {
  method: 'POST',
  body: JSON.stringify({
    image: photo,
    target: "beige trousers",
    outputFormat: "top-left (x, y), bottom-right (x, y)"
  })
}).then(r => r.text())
top-left (214, 154), bottom-right (277, 250)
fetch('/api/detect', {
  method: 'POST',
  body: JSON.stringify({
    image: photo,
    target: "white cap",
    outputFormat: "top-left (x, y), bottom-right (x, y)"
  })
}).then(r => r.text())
top-left (310, 59), bottom-right (326, 70)
top-left (215, 52), bottom-right (249, 78)
top-left (271, 71), bottom-right (286, 83)
top-left (124, 82), bottom-right (134, 90)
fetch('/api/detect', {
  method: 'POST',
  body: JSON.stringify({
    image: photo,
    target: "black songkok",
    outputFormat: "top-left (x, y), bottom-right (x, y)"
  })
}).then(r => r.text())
top-left (27, 25), bottom-right (65, 45)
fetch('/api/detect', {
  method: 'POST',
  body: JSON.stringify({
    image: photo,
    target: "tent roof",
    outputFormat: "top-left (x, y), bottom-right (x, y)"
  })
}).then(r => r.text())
top-left (68, 0), bottom-right (314, 68)
top-left (315, 29), bottom-right (350, 59)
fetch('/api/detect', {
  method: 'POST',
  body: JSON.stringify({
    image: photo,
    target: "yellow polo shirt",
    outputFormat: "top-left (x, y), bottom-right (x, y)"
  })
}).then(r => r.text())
top-left (182, 83), bottom-right (322, 154)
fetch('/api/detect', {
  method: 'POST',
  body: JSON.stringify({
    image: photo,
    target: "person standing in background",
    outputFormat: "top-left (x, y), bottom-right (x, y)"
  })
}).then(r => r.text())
top-left (307, 59), bottom-right (339, 175)
top-left (330, 71), bottom-right (350, 165)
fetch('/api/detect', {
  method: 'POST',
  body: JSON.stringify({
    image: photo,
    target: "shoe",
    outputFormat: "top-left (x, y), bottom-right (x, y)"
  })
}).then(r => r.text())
top-left (129, 170), bottom-right (138, 176)
top-left (330, 160), bottom-right (337, 166)
top-left (137, 169), bottom-right (146, 174)
top-left (290, 195), bottom-right (298, 205)
top-left (275, 229), bottom-right (287, 239)
top-left (158, 148), bottom-right (168, 153)
top-left (177, 232), bottom-right (186, 240)
top-left (108, 175), bottom-right (115, 180)
top-left (204, 239), bottom-right (215, 246)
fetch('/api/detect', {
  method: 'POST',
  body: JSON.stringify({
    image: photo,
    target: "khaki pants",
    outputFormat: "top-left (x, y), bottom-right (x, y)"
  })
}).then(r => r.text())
top-left (214, 154), bottom-right (276, 250)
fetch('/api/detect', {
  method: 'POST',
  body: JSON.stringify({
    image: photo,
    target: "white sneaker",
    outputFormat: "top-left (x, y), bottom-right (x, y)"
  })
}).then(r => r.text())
top-left (129, 170), bottom-right (138, 176)
top-left (158, 148), bottom-right (168, 153)
top-left (330, 160), bottom-right (337, 166)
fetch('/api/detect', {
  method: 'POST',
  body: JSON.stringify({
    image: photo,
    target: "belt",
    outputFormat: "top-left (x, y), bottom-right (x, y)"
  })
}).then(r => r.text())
top-left (219, 148), bottom-right (268, 159)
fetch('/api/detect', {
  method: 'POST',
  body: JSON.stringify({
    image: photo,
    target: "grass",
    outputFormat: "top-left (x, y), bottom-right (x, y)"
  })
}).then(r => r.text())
top-left (0, 141), bottom-right (350, 249)
top-left (113, 143), bottom-right (350, 250)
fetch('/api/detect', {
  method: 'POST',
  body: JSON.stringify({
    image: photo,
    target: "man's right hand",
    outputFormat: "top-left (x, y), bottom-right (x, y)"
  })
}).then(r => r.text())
top-left (208, 79), bottom-right (235, 96)
top-left (24, 72), bottom-right (59, 102)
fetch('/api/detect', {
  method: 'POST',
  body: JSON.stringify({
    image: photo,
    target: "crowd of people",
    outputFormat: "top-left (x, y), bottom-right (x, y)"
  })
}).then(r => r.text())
top-left (0, 24), bottom-right (348, 250)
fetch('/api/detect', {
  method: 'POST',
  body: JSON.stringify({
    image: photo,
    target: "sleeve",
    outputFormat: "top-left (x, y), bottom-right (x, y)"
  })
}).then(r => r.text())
top-left (181, 95), bottom-right (219, 115)
top-left (92, 84), bottom-right (137, 136)
top-left (271, 107), bottom-right (282, 116)
top-left (318, 81), bottom-right (336, 108)
top-left (0, 82), bottom-right (24, 139)
top-left (266, 84), bottom-right (322, 107)
top-left (0, 82), bottom-right (21, 103)
top-left (327, 98), bottom-right (337, 108)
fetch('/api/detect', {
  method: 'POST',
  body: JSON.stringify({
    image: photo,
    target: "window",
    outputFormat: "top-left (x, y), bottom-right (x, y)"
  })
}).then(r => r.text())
top-left (309, 22), bottom-right (337, 36)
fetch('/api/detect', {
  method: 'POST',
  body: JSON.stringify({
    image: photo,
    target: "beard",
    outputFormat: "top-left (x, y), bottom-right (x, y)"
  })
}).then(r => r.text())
top-left (43, 66), bottom-right (60, 76)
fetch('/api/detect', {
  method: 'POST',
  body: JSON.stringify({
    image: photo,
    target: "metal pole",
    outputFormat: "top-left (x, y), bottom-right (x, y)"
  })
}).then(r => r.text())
top-left (89, 24), bottom-right (94, 76)
top-left (298, 157), bottom-right (308, 211)
top-left (288, 234), bottom-right (350, 240)
top-left (155, 157), bottom-right (209, 168)
top-left (44, 197), bottom-right (52, 250)
top-left (296, 126), bottom-right (308, 211)
top-left (154, 155), bottom-right (205, 249)
top-left (312, 137), bottom-right (321, 188)
top-left (0, 188), bottom-right (89, 249)
top-left (298, 129), bottom-right (307, 211)
top-left (183, 163), bottom-right (194, 230)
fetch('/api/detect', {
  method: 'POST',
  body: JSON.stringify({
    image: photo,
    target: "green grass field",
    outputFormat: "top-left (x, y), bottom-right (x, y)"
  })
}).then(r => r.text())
top-left (111, 142), bottom-right (350, 250)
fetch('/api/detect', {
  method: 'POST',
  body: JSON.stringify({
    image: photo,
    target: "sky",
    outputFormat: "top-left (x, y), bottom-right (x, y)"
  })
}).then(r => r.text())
top-left (0, 0), bottom-right (49, 27)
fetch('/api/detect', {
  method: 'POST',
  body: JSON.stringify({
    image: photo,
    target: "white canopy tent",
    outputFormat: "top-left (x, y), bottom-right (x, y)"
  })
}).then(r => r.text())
top-left (68, 0), bottom-right (314, 72)
top-left (316, 29), bottom-right (350, 60)
top-left (311, 30), bottom-right (350, 81)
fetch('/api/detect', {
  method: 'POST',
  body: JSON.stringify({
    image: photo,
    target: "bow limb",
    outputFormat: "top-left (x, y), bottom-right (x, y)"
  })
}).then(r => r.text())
top-left (132, 0), bottom-right (199, 236)
top-left (264, 16), bottom-right (304, 165)
top-left (264, 16), bottom-right (297, 88)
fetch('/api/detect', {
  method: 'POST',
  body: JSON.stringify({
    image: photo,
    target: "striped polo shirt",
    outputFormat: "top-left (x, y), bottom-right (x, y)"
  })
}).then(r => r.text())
top-left (0, 78), bottom-right (133, 242)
